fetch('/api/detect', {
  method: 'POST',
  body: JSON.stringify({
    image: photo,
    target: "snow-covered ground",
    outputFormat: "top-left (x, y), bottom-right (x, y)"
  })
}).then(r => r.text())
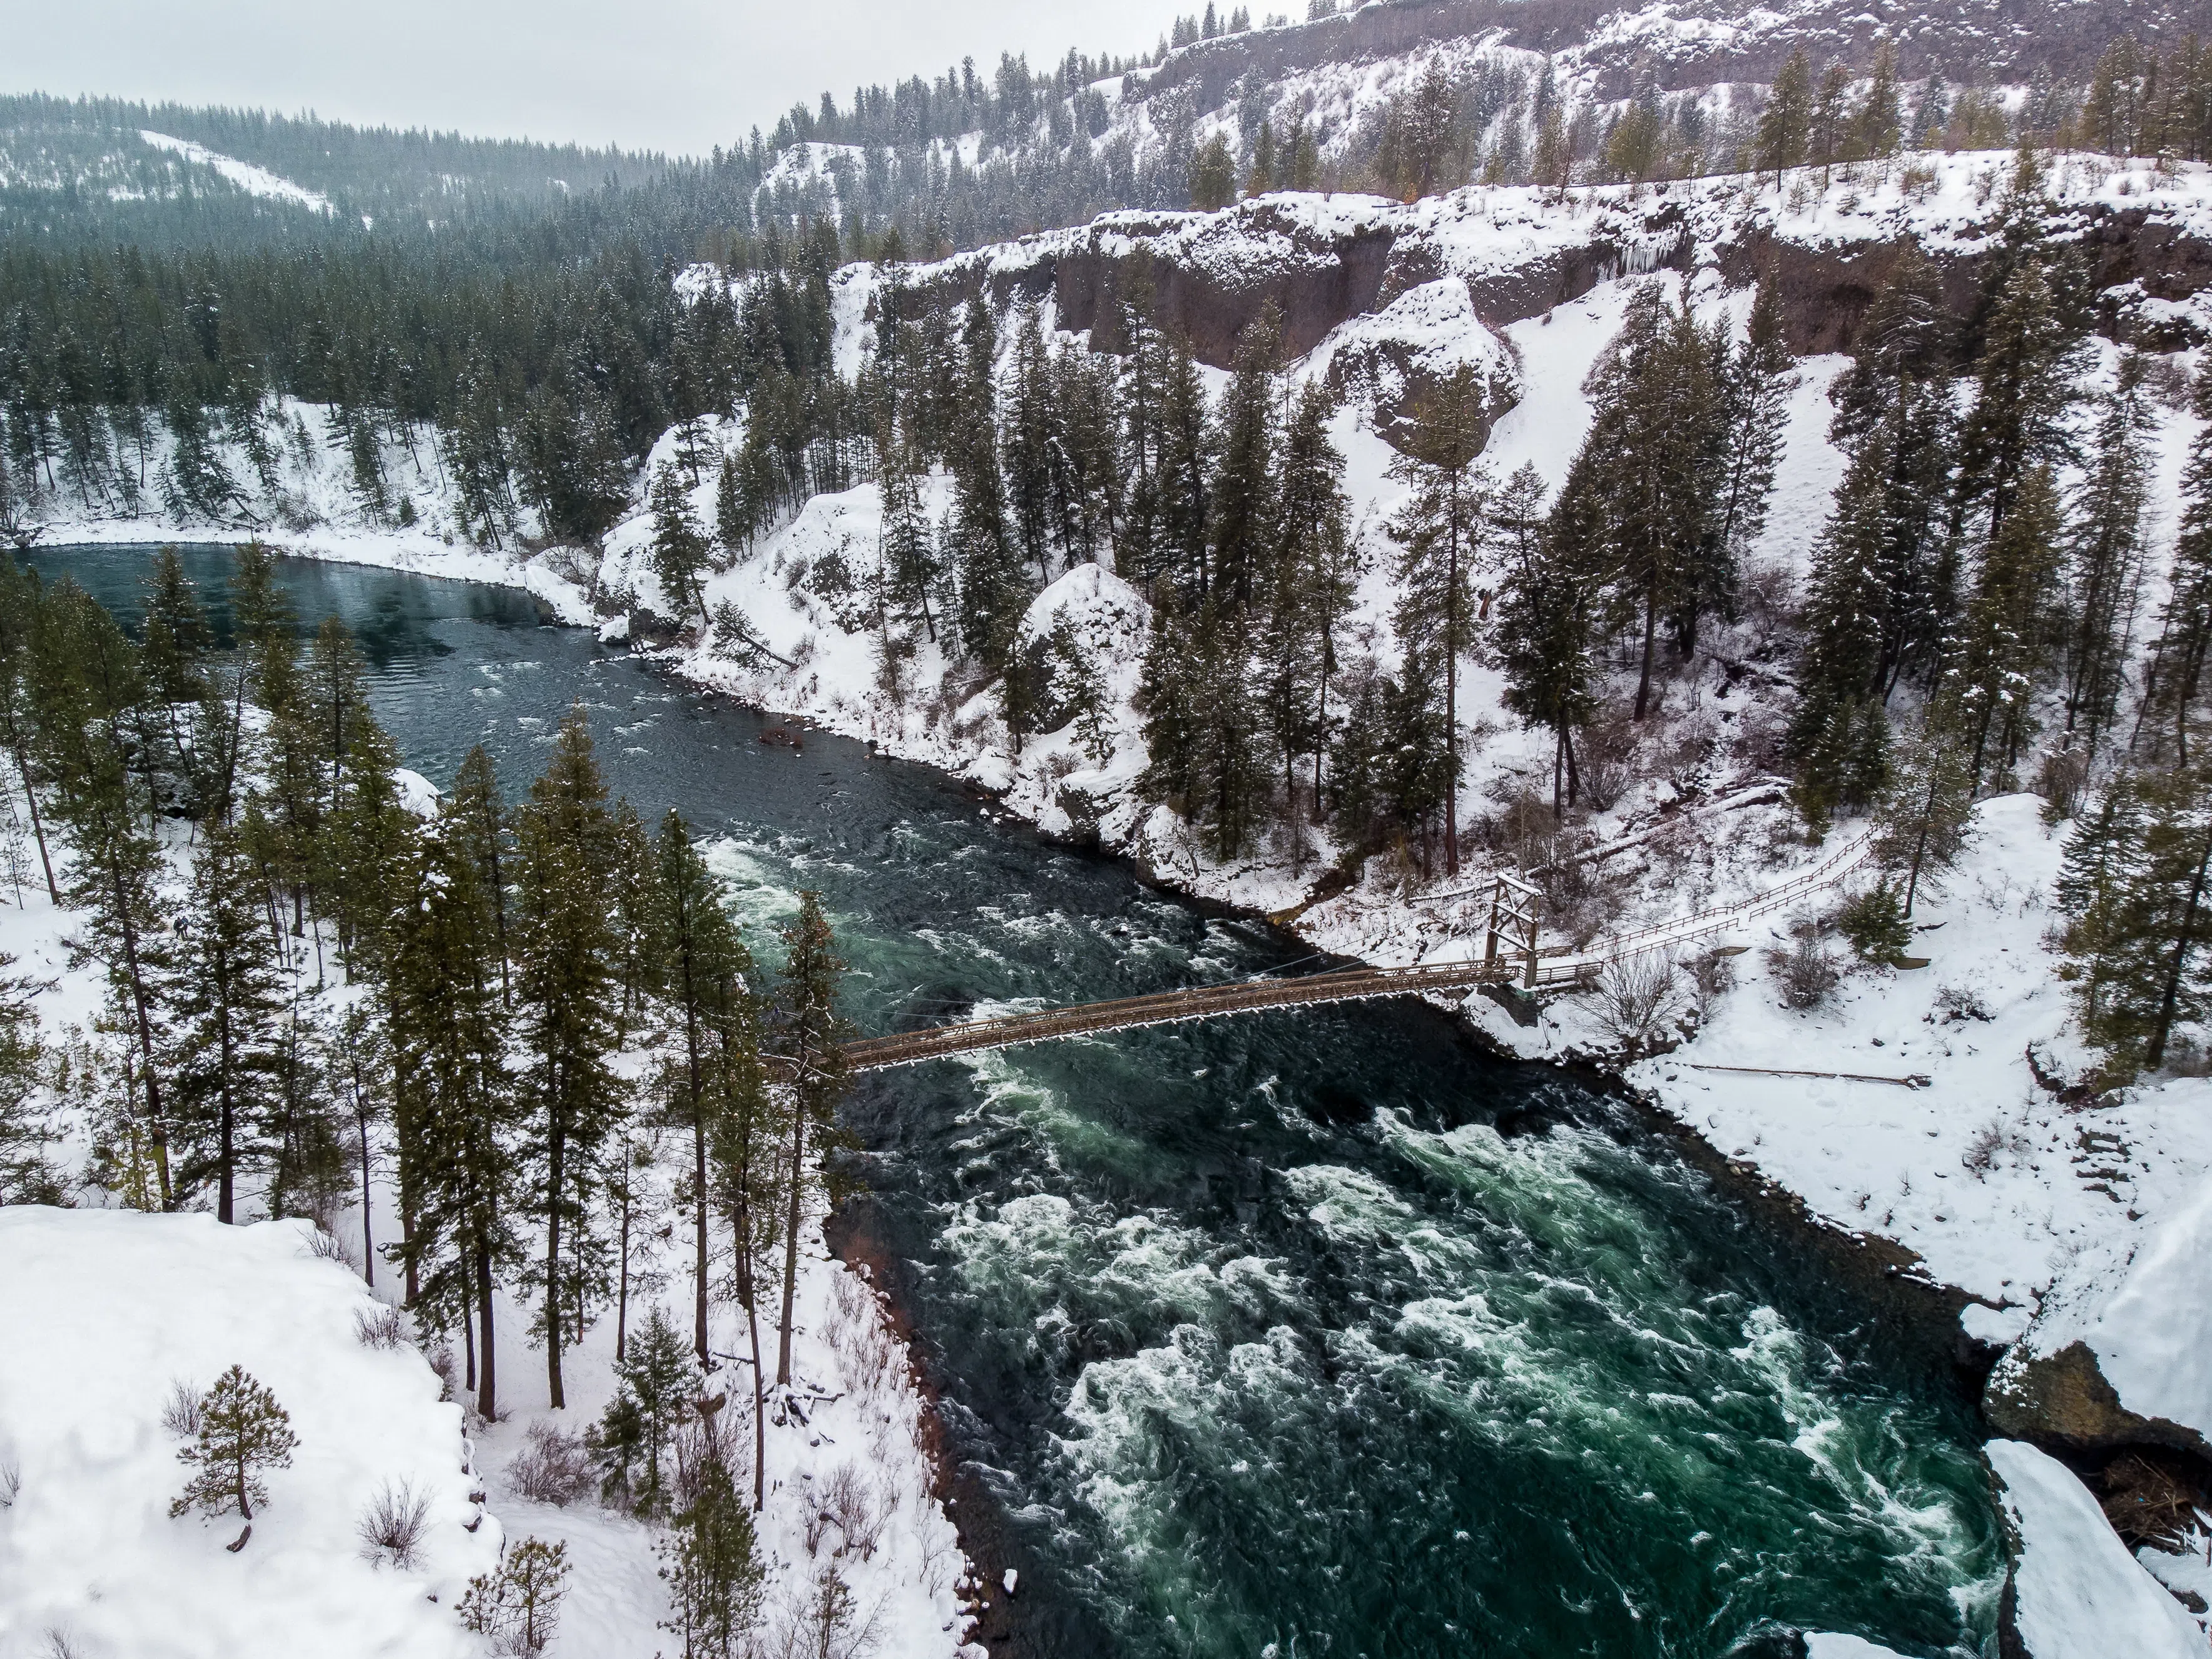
top-left (0, 1207), bottom-right (497, 1658)
top-left (0, 793), bottom-right (979, 1656)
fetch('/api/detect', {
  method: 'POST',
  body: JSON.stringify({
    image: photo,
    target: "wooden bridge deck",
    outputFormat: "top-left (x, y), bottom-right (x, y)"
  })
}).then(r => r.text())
top-left (842, 956), bottom-right (1534, 1073)
top-left (838, 831), bottom-right (1877, 1075)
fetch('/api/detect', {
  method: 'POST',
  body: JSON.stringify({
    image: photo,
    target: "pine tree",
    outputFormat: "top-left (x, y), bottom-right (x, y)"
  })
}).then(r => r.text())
top-left (513, 707), bottom-right (626, 1410)
top-left (1875, 723), bottom-right (1975, 915)
top-left (1155, 329), bottom-right (1215, 603)
top-left (650, 465), bottom-right (713, 625)
top-left (1823, 248), bottom-right (1958, 700)
top-left (1387, 365), bottom-right (1494, 875)
top-left (29, 579), bottom-right (175, 1205)
top-left (1190, 134), bottom-right (1238, 210)
top-left (660, 1451), bottom-right (766, 1658)
top-left (1940, 464), bottom-right (2065, 787)
top-left (1266, 382), bottom-right (1357, 810)
top-left (650, 809), bottom-right (756, 1362)
top-left (2143, 369), bottom-right (2212, 765)
top-left (1693, 275), bottom-right (1791, 649)
top-left (2061, 764), bottom-right (2212, 1073)
top-left (598, 1302), bottom-right (698, 1513)
top-left (0, 954), bottom-right (54, 1203)
top-left (141, 546), bottom-right (212, 792)
top-left (447, 745), bottom-right (514, 1004)
top-left (1494, 464), bottom-right (1598, 815)
top-left (0, 559), bottom-right (60, 902)
top-left (168, 826), bottom-right (287, 1224)
top-left (1952, 201), bottom-right (2080, 547)
top-left (877, 425), bottom-right (939, 641)
top-left (2062, 352), bottom-right (2154, 763)
top-left (1756, 49), bottom-right (1815, 186)
top-left (170, 1365), bottom-right (297, 1546)
top-left (1208, 308), bottom-right (1281, 610)
top-left (768, 892), bottom-right (851, 1389)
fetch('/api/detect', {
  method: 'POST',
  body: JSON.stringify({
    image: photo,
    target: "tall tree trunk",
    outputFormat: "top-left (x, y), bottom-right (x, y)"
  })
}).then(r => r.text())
top-left (544, 1097), bottom-right (567, 1411)
top-left (1633, 574), bottom-right (1659, 720)
top-left (14, 762), bottom-right (56, 903)
top-left (476, 1232), bottom-right (498, 1422)
top-left (111, 858), bottom-right (172, 1208)
top-left (776, 1104), bottom-right (807, 1387)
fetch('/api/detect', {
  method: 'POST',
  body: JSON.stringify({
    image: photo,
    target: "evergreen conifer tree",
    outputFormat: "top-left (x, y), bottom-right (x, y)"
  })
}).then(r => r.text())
top-left (2143, 369), bottom-right (2212, 764)
top-left (650, 465), bottom-right (713, 625)
top-left (1493, 464), bottom-right (1598, 815)
top-left (650, 809), bottom-right (757, 1362)
top-left (513, 707), bottom-right (626, 1409)
top-left (391, 815), bottom-right (517, 1420)
top-left (169, 825), bottom-right (287, 1223)
top-left (660, 1451), bottom-right (766, 1658)
top-left (170, 1365), bottom-right (297, 1548)
top-left (2062, 352), bottom-right (2154, 763)
top-left (1385, 364), bottom-right (1494, 874)
top-left (768, 892), bottom-right (851, 1389)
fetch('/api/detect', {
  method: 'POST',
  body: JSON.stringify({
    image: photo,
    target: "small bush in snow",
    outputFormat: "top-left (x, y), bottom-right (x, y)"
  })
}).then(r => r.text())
top-left (357, 1479), bottom-right (431, 1569)
top-left (159, 1378), bottom-right (202, 1440)
top-left (304, 1227), bottom-right (350, 1266)
top-left (1836, 884), bottom-right (1912, 967)
top-left (765, 1564), bottom-right (881, 1659)
top-left (169, 1366), bottom-right (298, 1546)
top-left (0, 1456), bottom-right (18, 1508)
top-left (1934, 984), bottom-right (1992, 1023)
top-left (821, 1462), bottom-right (887, 1562)
top-left (1686, 951), bottom-right (1736, 1019)
top-left (511, 1422), bottom-right (594, 1507)
top-left (1583, 956), bottom-right (1678, 1051)
top-left (354, 1305), bottom-right (409, 1350)
top-left (1766, 936), bottom-right (1841, 1010)
top-left (460, 1535), bottom-right (570, 1655)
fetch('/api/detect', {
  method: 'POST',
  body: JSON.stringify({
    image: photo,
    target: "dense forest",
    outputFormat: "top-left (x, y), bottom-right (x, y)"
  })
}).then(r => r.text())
top-left (0, 540), bottom-right (869, 1645)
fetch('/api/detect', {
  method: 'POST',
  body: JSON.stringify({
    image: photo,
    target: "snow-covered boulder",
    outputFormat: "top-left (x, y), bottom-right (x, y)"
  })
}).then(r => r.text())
top-left (1016, 560), bottom-right (1149, 726)
top-left (1986, 1439), bottom-right (2206, 1659)
top-left (392, 767), bottom-right (442, 819)
top-left (0, 1208), bottom-right (497, 1658)
top-left (1312, 274), bottom-right (1521, 444)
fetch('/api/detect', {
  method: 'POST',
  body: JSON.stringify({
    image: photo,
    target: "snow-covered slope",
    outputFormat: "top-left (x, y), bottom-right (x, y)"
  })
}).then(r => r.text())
top-left (1987, 1440), bottom-right (2209, 1659)
top-left (0, 1208), bottom-right (497, 1658)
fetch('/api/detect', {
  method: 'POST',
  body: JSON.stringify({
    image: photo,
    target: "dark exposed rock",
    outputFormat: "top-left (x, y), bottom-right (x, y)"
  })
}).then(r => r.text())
top-left (1985, 1339), bottom-right (2212, 1461)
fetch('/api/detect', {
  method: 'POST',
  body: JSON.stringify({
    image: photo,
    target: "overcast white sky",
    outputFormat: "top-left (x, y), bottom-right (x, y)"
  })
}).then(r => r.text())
top-left (3, 0), bottom-right (1198, 156)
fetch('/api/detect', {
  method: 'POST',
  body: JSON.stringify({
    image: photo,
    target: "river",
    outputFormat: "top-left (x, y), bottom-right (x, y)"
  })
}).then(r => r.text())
top-left (33, 544), bottom-right (2001, 1659)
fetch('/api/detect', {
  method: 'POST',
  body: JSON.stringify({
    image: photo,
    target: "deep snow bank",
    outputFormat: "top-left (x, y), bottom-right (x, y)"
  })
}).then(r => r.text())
top-left (0, 1207), bottom-right (498, 1659)
top-left (1987, 1440), bottom-right (2209, 1659)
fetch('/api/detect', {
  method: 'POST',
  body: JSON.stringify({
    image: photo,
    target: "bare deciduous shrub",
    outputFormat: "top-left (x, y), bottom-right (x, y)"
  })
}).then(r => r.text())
top-left (1575, 715), bottom-right (1640, 813)
top-left (1765, 936), bottom-right (1841, 1010)
top-left (160, 1378), bottom-right (202, 1439)
top-left (827, 1271), bottom-right (899, 1401)
top-left (1686, 951), bottom-right (1737, 1019)
top-left (354, 1305), bottom-right (409, 1350)
top-left (305, 1227), bottom-right (350, 1265)
top-left (761, 1564), bottom-right (884, 1659)
top-left (358, 1479), bottom-right (432, 1569)
top-left (1935, 984), bottom-right (1992, 1023)
top-left (511, 1421), bottom-right (594, 1507)
top-left (1583, 955), bottom-right (1678, 1050)
top-left (821, 1462), bottom-right (887, 1562)
top-left (1, 1456), bottom-right (18, 1508)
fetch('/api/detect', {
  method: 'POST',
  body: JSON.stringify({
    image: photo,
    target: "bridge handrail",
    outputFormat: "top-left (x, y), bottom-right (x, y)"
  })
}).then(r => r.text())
top-left (842, 829), bottom-right (1883, 1066)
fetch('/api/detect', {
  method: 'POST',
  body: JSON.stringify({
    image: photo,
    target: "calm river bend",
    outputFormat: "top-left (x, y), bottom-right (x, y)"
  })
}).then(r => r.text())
top-left (36, 544), bottom-right (2000, 1659)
